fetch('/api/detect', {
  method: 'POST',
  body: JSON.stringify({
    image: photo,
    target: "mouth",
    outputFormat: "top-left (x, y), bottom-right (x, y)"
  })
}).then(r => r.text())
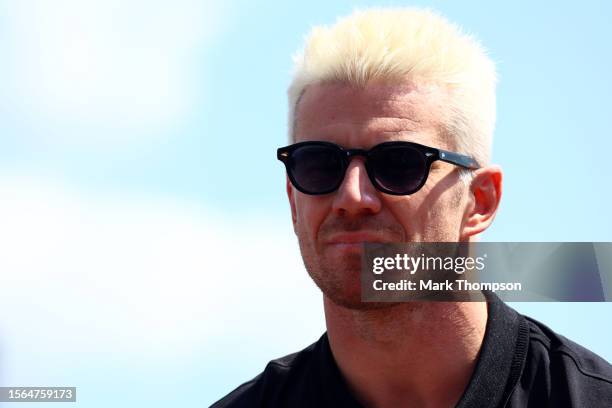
top-left (324, 232), bottom-right (390, 250)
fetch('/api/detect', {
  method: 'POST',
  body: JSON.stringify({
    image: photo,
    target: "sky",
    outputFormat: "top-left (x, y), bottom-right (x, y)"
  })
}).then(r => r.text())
top-left (0, 0), bottom-right (611, 406)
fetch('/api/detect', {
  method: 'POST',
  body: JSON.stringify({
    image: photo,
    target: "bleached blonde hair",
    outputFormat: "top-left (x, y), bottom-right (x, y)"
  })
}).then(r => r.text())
top-left (288, 8), bottom-right (497, 168)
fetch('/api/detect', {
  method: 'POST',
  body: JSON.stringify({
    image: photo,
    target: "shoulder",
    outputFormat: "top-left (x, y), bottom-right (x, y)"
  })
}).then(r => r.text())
top-left (512, 314), bottom-right (612, 407)
top-left (526, 315), bottom-right (612, 378)
top-left (210, 338), bottom-right (321, 408)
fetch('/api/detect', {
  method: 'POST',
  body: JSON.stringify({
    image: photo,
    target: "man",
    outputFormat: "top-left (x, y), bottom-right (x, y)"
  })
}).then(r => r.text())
top-left (212, 8), bottom-right (612, 408)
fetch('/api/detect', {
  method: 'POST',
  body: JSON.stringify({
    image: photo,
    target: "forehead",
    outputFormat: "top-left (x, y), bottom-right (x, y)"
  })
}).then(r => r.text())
top-left (294, 80), bottom-right (449, 149)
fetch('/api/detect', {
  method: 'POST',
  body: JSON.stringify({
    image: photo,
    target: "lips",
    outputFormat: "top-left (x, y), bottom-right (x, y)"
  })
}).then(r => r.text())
top-left (325, 232), bottom-right (390, 245)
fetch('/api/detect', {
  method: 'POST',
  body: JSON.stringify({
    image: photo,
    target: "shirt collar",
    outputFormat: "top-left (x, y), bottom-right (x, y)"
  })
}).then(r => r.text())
top-left (455, 292), bottom-right (529, 408)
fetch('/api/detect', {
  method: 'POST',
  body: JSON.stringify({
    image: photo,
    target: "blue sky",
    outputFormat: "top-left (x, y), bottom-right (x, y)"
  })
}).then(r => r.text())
top-left (0, 0), bottom-right (611, 406)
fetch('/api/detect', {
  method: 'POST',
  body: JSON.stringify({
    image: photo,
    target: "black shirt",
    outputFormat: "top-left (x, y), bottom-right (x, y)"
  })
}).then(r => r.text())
top-left (211, 295), bottom-right (612, 407)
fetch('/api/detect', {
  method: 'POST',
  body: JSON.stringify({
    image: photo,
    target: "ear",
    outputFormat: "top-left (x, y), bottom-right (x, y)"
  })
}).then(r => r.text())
top-left (286, 176), bottom-right (297, 228)
top-left (460, 165), bottom-right (503, 240)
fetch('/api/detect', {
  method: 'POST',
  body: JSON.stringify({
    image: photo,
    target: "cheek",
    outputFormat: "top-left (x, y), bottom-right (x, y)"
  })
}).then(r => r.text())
top-left (383, 196), bottom-right (423, 237)
top-left (382, 184), bottom-right (464, 241)
top-left (420, 184), bottom-right (468, 239)
top-left (294, 196), bottom-right (331, 242)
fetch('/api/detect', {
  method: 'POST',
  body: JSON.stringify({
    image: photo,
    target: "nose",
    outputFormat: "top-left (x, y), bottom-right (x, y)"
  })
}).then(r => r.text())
top-left (331, 158), bottom-right (382, 215)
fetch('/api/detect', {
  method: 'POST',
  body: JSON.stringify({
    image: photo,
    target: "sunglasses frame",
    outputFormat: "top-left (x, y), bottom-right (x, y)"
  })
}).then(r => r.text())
top-left (277, 141), bottom-right (480, 196)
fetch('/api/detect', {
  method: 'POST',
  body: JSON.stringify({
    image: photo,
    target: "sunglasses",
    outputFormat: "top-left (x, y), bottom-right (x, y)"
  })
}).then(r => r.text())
top-left (277, 141), bottom-right (480, 196)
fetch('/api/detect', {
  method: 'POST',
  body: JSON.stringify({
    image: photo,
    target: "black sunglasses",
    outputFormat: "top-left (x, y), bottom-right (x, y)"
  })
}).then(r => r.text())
top-left (277, 141), bottom-right (480, 196)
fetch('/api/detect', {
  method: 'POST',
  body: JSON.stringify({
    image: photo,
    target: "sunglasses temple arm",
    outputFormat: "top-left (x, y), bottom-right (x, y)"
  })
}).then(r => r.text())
top-left (437, 149), bottom-right (481, 169)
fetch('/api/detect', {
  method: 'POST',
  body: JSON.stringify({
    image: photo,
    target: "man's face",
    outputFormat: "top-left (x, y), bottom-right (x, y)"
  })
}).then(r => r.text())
top-left (288, 81), bottom-right (471, 309)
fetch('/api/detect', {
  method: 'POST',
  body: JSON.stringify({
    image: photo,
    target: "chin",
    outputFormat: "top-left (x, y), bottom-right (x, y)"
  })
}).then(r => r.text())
top-left (315, 271), bottom-right (398, 311)
top-left (305, 250), bottom-right (398, 310)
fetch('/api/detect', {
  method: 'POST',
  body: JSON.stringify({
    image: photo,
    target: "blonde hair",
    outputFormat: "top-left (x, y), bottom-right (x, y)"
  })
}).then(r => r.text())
top-left (288, 8), bottom-right (497, 167)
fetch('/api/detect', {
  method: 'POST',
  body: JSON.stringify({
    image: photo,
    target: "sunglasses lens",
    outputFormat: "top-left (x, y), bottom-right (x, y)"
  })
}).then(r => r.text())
top-left (370, 146), bottom-right (427, 194)
top-left (289, 145), bottom-right (344, 194)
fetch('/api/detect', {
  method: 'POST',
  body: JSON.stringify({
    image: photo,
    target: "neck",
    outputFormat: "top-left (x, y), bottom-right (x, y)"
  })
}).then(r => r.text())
top-left (324, 298), bottom-right (488, 408)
